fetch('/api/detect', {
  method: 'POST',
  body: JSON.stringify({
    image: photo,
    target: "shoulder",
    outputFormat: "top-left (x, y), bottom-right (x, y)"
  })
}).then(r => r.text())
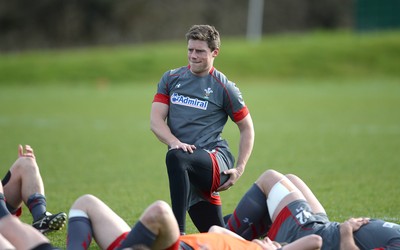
top-left (165, 66), bottom-right (189, 77)
top-left (210, 68), bottom-right (229, 83)
top-left (210, 68), bottom-right (238, 89)
top-left (159, 66), bottom-right (190, 87)
top-left (160, 66), bottom-right (190, 84)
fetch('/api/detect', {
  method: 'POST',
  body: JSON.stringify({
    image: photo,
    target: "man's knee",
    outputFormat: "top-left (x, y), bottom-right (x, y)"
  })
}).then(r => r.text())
top-left (143, 200), bottom-right (173, 224)
top-left (71, 194), bottom-right (98, 210)
top-left (285, 173), bottom-right (299, 182)
top-left (257, 169), bottom-right (279, 183)
top-left (10, 158), bottom-right (39, 176)
top-left (166, 149), bottom-right (187, 172)
top-left (166, 149), bottom-right (183, 162)
top-left (151, 201), bottom-right (172, 216)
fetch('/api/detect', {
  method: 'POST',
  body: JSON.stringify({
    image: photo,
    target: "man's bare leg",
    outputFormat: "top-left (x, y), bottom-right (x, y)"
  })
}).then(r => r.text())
top-left (2, 145), bottom-right (66, 233)
top-left (285, 174), bottom-right (326, 214)
top-left (0, 215), bottom-right (51, 250)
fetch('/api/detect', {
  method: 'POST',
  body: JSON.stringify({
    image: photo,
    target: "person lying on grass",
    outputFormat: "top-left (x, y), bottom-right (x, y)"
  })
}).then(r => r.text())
top-left (225, 169), bottom-right (400, 250)
top-left (66, 194), bottom-right (321, 250)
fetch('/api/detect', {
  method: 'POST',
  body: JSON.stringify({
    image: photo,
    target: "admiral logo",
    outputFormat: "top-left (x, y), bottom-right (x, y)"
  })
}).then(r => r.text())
top-left (171, 93), bottom-right (208, 110)
top-left (383, 222), bottom-right (396, 228)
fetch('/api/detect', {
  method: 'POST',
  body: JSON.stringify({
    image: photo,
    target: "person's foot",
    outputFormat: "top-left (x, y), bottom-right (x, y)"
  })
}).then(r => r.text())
top-left (32, 211), bottom-right (67, 234)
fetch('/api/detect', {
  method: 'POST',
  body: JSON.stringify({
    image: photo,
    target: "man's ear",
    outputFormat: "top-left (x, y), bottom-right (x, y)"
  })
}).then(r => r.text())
top-left (212, 49), bottom-right (219, 57)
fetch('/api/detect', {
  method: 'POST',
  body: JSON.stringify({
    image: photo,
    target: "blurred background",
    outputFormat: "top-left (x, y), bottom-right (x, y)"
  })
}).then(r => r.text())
top-left (1, 0), bottom-right (399, 51)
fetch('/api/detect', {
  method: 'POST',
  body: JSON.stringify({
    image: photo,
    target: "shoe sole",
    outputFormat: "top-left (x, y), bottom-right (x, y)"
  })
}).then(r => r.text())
top-left (41, 213), bottom-right (68, 234)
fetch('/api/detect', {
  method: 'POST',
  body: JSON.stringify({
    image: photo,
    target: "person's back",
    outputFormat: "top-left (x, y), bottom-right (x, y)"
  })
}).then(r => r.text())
top-left (180, 232), bottom-right (262, 250)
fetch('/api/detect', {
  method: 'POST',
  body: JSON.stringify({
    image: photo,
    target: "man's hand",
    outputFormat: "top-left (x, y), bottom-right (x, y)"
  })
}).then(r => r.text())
top-left (340, 217), bottom-right (369, 250)
top-left (216, 168), bottom-right (243, 192)
top-left (169, 141), bottom-right (196, 153)
top-left (343, 217), bottom-right (370, 232)
top-left (18, 144), bottom-right (36, 159)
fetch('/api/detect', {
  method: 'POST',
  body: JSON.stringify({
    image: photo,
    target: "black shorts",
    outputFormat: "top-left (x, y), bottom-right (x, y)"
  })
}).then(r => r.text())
top-left (1, 171), bottom-right (11, 186)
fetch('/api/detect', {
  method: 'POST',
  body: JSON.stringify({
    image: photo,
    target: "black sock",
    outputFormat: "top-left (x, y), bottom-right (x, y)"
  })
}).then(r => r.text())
top-left (117, 221), bottom-right (156, 249)
top-left (66, 215), bottom-right (93, 250)
top-left (225, 183), bottom-right (271, 240)
top-left (27, 193), bottom-right (47, 221)
top-left (188, 201), bottom-right (224, 232)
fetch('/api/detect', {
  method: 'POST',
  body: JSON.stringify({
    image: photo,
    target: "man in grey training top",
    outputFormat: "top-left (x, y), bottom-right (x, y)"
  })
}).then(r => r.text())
top-left (150, 24), bottom-right (254, 234)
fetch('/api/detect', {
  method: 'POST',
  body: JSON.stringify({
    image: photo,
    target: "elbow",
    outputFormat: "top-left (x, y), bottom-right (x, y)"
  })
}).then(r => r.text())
top-left (150, 119), bottom-right (157, 134)
top-left (150, 125), bottom-right (158, 136)
top-left (310, 235), bottom-right (323, 249)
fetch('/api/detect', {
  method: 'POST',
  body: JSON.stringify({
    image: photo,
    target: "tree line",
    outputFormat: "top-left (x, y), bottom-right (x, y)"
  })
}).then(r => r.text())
top-left (0, 0), bottom-right (353, 51)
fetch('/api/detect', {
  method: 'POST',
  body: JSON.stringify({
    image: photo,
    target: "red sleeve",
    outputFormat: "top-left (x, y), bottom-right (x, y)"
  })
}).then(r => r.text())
top-left (153, 93), bottom-right (170, 105)
top-left (233, 106), bottom-right (249, 122)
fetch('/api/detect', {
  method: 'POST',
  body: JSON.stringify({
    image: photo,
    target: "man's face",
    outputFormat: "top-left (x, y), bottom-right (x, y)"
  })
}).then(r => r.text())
top-left (187, 39), bottom-right (219, 76)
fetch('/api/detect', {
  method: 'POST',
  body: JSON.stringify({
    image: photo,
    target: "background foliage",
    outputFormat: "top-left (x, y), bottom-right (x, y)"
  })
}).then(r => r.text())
top-left (1, 0), bottom-right (354, 51)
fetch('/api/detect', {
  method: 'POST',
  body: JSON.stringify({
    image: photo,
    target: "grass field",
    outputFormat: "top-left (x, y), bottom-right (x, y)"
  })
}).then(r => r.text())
top-left (0, 30), bottom-right (399, 248)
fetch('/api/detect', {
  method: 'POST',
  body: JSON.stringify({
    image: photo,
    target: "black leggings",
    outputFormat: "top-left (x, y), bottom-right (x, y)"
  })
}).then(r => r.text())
top-left (166, 149), bottom-right (225, 233)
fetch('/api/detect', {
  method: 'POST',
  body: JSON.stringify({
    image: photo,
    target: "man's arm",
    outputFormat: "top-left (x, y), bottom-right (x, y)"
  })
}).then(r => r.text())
top-left (340, 217), bottom-right (369, 250)
top-left (340, 220), bottom-right (359, 250)
top-left (252, 235), bottom-right (322, 250)
top-left (277, 235), bottom-right (322, 250)
top-left (235, 114), bottom-right (255, 174)
top-left (217, 114), bottom-right (254, 191)
top-left (0, 215), bottom-right (51, 250)
top-left (150, 102), bottom-right (196, 153)
top-left (210, 226), bottom-right (322, 250)
top-left (208, 225), bottom-right (245, 240)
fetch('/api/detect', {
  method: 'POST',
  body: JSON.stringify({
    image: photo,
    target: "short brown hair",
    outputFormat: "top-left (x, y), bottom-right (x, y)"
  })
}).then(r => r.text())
top-left (185, 25), bottom-right (221, 51)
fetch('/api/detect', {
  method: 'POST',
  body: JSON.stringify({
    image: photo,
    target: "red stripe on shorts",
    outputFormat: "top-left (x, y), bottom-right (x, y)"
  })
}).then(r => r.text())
top-left (206, 151), bottom-right (221, 205)
top-left (267, 206), bottom-right (292, 241)
top-left (107, 232), bottom-right (129, 250)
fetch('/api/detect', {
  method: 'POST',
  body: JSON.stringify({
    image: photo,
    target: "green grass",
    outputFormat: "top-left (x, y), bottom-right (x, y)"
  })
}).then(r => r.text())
top-left (1, 30), bottom-right (400, 85)
top-left (0, 30), bottom-right (399, 248)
